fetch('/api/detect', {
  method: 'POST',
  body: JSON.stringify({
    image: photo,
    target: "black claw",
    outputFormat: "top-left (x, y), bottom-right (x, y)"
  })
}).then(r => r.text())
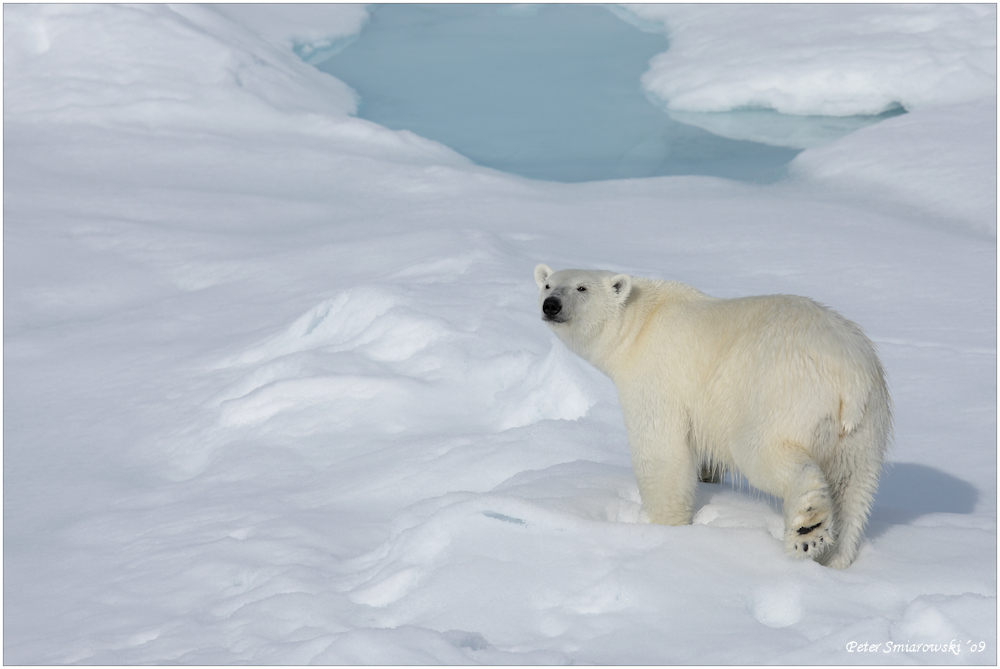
top-left (803, 543), bottom-right (809, 552)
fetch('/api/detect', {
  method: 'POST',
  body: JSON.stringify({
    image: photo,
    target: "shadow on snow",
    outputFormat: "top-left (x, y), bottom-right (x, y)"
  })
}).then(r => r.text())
top-left (867, 461), bottom-right (979, 537)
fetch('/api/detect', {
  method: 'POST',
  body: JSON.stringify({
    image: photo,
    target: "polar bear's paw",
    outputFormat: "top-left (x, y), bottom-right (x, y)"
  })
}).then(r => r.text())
top-left (787, 520), bottom-right (833, 559)
top-left (785, 492), bottom-right (834, 560)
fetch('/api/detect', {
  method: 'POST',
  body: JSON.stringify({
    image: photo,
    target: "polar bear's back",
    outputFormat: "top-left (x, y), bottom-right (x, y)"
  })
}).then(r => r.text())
top-left (631, 284), bottom-right (888, 460)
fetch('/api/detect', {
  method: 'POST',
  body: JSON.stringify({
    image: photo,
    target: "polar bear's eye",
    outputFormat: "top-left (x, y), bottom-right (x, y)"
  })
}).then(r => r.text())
top-left (544, 284), bottom-right (550, 290)
top-left (577, 286), bottom-right (587, 292)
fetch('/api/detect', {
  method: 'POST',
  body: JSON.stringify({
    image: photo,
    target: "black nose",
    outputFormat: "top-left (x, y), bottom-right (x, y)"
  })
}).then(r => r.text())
top-left (542, 296), bottom-right (562, 317)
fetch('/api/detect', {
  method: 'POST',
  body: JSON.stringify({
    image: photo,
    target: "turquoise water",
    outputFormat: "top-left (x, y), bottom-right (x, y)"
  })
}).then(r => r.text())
top-left (313, 4), bottom-right (894, 184)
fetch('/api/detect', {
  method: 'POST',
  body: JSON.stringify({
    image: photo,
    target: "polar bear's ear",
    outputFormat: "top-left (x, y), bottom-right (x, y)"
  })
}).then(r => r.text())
top-left (610, 274), bottom-right (632, 303)
top-left (534, 264), bottom-right (554, 288)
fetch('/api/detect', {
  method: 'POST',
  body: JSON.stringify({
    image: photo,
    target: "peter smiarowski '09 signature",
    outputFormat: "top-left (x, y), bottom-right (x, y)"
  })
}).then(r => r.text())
top-left (846, 640), bottom-right (988, 656)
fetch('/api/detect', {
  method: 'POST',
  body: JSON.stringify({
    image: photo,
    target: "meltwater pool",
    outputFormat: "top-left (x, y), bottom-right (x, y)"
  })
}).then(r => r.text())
top-left (312, 4), bottom-right (899, 184)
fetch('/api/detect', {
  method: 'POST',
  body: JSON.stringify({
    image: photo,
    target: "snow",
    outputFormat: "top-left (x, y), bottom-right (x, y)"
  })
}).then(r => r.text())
top-left (627, 4), bottom-right (997, 116)
top-left (3, 3), bottom-right (996, 665)
top-left (209, 3), bottom-right (368, 51)
top-left (791, 99), bottom-right (997, 235)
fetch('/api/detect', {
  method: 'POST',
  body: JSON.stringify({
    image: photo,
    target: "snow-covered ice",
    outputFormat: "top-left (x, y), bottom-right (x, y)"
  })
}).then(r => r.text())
top-left (4, 3), bottom-right (996, 665)
top-left (630, 4), bottom-right (997, 116)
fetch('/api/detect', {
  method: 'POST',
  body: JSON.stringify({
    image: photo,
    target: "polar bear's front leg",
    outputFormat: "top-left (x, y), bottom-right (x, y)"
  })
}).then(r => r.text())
top-left (634, 456), bottom-right (697, 525)
top-left (627, 419), bottom-right (697, 526)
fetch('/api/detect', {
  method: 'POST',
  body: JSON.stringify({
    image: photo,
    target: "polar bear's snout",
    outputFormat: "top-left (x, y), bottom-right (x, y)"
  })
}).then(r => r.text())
top-left (542, 296), bottom-right (563, 320)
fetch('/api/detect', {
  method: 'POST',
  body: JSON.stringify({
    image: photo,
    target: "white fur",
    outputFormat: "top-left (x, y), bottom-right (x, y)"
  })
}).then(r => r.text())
top-left (534, 264), bottom-right (892, 569)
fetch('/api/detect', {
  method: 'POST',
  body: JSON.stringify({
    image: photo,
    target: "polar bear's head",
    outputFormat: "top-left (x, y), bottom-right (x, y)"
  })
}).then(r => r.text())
top-left (533, 264), bottom-right (633, 354)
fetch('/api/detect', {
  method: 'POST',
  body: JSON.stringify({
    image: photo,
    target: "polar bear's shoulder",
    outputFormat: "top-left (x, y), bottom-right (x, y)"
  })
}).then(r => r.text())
top-left (626, 277), bottom-right (711, 307)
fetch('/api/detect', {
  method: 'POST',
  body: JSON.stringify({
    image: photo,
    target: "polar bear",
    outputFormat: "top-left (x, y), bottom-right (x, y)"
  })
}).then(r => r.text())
top-left (534, 264), bottom-right (892, 569)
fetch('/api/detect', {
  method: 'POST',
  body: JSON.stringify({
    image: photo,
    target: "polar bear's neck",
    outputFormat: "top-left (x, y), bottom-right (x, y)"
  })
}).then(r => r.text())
top-left (568, 278), bottom-right (709, 380)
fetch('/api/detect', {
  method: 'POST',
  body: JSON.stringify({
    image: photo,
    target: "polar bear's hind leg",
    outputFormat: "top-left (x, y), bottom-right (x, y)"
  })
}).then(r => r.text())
top-left (781, 451), bottom-right (836, 561)
top-left (819, 405), bottom-right (889, 569)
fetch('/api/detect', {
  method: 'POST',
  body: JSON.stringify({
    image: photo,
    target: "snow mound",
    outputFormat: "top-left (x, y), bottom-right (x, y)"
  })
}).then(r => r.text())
top-left (2, 4), bottom-right (360, 127)
top-left (792, 99), bottom-right (998, 235)
top-left (747, 582), bottom-right (804, 628)
top-left (147, 257), bottom-right (603, 480)
top-left (890, 594), bottom-right (997, 653)
top-left (625, 4), bottom-right (997, 116)
top-left (208, 3), bottom-right (369, 55)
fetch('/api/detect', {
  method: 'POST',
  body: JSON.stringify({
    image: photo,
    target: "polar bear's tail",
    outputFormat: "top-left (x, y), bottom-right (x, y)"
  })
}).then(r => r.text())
top-left (821, 356), bottom-right (893, 569)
